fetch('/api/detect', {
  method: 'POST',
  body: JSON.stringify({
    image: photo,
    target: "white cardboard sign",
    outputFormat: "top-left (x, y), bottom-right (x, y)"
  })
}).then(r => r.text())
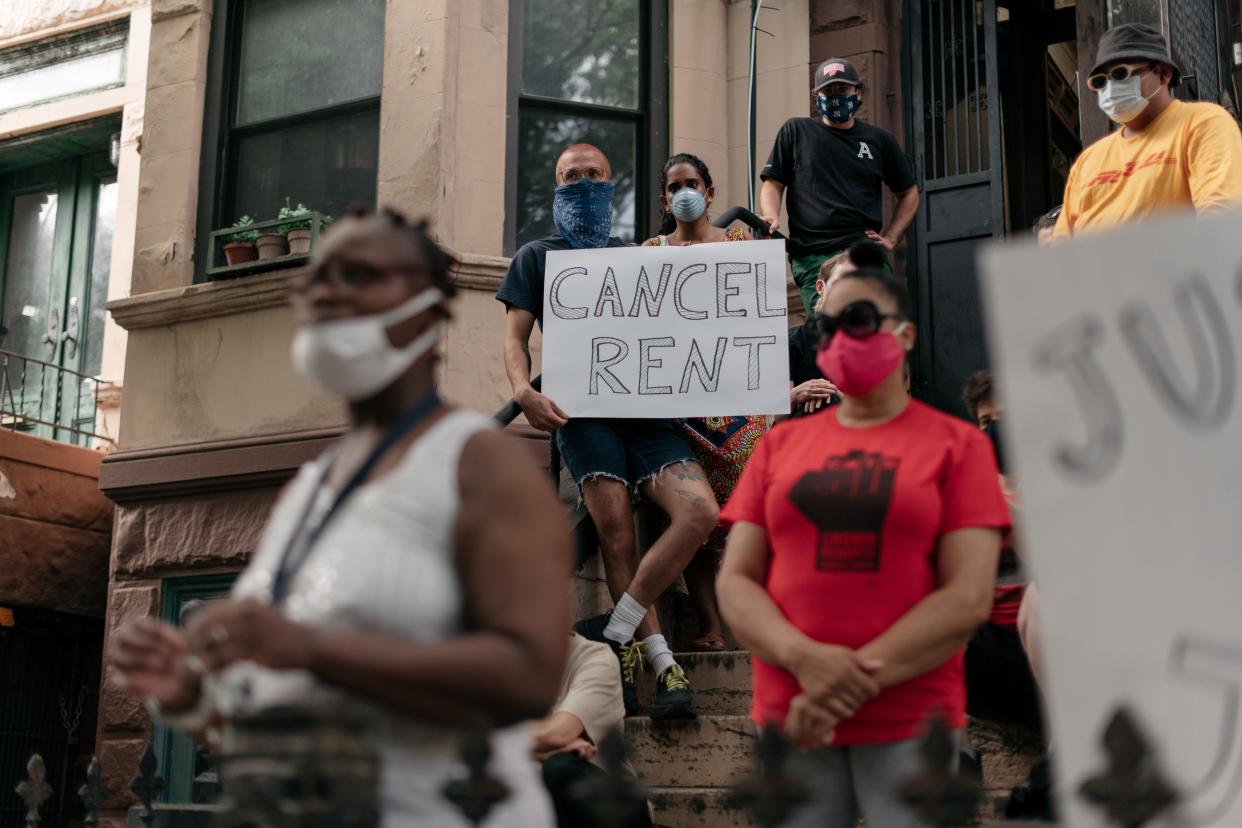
top-left (979, 208), bottom-right (1242, 827)
top-left (541, 239), bottom-right (791, 418)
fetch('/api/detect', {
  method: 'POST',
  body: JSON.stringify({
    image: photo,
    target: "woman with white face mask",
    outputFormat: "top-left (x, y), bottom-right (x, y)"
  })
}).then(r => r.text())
top-left (717, 268), bottom-right (1009, 828)
top-left (109, 207), bottom-right (571, 827)
top-left (641, 154), bottom-right (762, 653)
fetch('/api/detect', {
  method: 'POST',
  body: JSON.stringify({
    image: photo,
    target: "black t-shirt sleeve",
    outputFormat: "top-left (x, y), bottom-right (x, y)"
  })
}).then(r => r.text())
top-left (880, 131), bottom-right (916, 193)
top-left (761, 120), bottom-right (797, 184)
top-left (495, 243), bottom-right (543, 316)
top-left (787, 323), bottom-right (823, 386)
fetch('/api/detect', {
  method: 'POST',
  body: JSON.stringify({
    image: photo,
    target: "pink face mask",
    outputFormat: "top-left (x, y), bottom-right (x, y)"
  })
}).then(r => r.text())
top-left (816, 322), bottom-right (910, 397)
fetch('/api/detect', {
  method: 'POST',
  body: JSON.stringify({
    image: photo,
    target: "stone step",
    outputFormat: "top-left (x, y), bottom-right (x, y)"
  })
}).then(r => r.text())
top-left (646, 787), bottom-right (1033, 828)
top-left (648, 787), bottom-right (755, 828)
top-left (626, 715), bottom-right (757, 788)
top-left (636, 650), bottom-right (752, 716)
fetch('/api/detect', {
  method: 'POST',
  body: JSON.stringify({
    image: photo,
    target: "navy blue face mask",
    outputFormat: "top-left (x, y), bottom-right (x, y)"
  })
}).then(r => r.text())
top-left (818, 93), bottom-right (860, 124)
top-left (553, 178), bottom-right (616, 249)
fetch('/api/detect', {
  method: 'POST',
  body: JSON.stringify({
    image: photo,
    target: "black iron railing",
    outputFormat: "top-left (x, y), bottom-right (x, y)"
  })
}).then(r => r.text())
top-left (0, 348), bottom-right (113, 446)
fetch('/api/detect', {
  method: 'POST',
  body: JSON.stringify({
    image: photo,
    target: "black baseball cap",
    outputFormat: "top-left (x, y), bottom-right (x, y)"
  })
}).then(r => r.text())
top-left (1090, 23), bottom-right (1182, 86)
top-left (813, 58), bottom-right (861, 92)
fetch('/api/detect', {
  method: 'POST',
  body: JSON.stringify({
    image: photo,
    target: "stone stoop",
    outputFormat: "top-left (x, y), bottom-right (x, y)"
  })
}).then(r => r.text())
top-left (628, 647), bottom-right (757, 828)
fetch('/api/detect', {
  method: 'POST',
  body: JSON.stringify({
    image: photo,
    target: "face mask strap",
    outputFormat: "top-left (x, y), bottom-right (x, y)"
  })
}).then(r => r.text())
top-left (380, 287), bottom-right (445, 327)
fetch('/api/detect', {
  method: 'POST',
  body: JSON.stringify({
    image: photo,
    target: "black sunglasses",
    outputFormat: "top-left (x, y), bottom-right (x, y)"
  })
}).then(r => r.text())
top-left (810, 300), bottom-right (903, 346)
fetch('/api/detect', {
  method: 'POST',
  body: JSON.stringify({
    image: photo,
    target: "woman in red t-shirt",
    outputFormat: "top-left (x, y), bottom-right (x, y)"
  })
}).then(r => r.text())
top-left (717, 267), bottom-right (1009, 828)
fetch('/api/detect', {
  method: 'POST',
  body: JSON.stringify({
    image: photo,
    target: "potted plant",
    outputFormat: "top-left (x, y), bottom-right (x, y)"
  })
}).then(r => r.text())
top-left (277, 202), bottom-right (325, 255)
top-left (255, 214), bottom-right (289, 260)
top-left (222, 216), bottom-right (258, 265)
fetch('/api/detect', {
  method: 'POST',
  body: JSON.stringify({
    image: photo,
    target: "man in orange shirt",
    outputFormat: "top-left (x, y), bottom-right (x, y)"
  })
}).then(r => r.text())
top-left (1055, 23), bottom-right (1242, 238)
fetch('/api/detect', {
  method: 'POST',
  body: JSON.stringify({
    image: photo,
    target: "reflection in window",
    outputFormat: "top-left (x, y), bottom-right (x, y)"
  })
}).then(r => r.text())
top-left (516, 112), bottom-right (636, 247)
top-left (211, 0), bottom-right (384, 268)
top-left (510, 0), bottom-right (661, 250)
top-left (236, 0), bottom-right (385, 125)
top-left (1, 191), bottom-right (58, 360)
top-left (522, 0), bottom-right (640, 108)
top-left (1107, 0), bottom-right (1162, 28)
top-left (84, 177), bottom-right (118, 379)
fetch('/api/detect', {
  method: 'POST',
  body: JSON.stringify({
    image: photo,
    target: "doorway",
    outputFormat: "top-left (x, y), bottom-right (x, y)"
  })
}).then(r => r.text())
top-left (904, 0), bottom-right (1083, 418)
top-left (0, 126), bottom-right (118, 443)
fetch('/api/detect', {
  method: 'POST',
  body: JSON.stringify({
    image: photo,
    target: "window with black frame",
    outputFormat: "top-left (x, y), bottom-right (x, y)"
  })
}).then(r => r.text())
top-left (508, 0), bottom-right (667, 252)
top-left (202, 0), bottom-right (385, 274)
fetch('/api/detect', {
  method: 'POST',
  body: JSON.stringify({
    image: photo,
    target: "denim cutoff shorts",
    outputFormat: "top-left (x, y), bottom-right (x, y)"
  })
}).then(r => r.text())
top-left (556, 417), bottom-right (697, 493)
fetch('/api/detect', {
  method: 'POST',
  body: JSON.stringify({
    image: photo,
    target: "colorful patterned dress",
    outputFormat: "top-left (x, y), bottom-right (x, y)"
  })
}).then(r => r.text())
top-left (654, 227), bottom-right (769, 554)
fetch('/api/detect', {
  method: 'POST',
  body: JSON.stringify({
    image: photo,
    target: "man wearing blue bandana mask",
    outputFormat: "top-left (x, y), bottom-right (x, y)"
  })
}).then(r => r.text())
top-left (760, 57), bottom-right (920, 316)
top-left (497, 144), bottom-right (714, 721)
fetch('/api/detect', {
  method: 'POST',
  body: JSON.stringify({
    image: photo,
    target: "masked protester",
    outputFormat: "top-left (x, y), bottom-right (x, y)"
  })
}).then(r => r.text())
top-left (109, 209), bottom-right (573, 827)
top-left (758, 57), bottom-right (919, 316)
top-left (633, 153), bottom-right (764, 653)
top-left (1055, 23), bottom-right (1242, 238)
top-left (497, 144), bottom-right (716, 720)
top-left (717, 268), bottom-right (1009, 828)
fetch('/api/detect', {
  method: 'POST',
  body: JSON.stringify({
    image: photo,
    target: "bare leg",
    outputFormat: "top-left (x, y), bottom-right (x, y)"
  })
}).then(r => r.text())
top-left (1017, 584), bottom-right (1043, 688)
top-left (684, 550), bottom-right (724, 646)
top-left (581, 477), bottom-right (661, 639)
top-left (630, 463), bottom-right (719, 607)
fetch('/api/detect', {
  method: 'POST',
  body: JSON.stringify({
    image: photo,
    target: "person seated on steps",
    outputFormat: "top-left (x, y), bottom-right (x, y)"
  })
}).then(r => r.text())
top-left (497, 142), bottom-right (717, 720)
top-left (533, 632), bottom-right (653, 828)
top-left (958, 370), bottom-right (1046, 791)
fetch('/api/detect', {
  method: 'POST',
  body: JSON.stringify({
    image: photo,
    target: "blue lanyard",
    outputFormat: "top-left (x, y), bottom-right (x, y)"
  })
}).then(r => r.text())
top-left (270, 390), bottom-right (443, 605)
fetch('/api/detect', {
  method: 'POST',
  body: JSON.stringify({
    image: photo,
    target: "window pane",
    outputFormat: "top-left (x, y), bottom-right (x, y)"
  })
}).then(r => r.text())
top-left (229, 107), bottom-right (379, 225)
top-left (2, 190), bottom-right (58, 361)
top-left (84, 176), bottom-right (117, 379)
top-left (0, 49), bottom-right (126, 113)
top-left (515, 110), bottom-right (636, 247)
top-left (522, 0), bottom-right (640, 108)
top-left (1107, 0), bottom-right (1162, 27)
top-left (237, 0), bottom-right (385, 125)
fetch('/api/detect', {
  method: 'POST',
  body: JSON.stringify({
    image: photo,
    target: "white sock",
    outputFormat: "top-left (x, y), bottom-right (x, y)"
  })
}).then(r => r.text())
top-left (643, 634), bottom-right (677, 676)
top-left (603, 592), bottom-right (646, 644)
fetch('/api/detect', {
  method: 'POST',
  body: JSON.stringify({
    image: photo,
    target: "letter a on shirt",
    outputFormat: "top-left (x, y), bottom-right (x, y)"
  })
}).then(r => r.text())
top-left (858, 142), bottom-right (874, 160)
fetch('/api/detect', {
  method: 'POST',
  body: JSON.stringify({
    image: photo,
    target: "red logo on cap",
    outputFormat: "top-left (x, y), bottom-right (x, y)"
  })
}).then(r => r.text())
top-left (825, 62), bottom-right (845, 76)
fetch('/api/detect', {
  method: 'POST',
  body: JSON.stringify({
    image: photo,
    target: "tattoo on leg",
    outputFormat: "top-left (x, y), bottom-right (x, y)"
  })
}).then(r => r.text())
top-left (675, 488), bottom-right (707, 508)
top-left (672, 463), bottom-right (705, 482)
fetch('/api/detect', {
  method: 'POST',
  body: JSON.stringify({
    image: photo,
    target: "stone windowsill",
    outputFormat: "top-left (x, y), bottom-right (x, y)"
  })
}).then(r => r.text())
top-left (107, 248), bottom-right (510, 332)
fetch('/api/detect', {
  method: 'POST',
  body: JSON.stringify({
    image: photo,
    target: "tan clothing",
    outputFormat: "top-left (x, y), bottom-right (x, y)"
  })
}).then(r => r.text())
top-left (554, 633), bottom-right (625, 770)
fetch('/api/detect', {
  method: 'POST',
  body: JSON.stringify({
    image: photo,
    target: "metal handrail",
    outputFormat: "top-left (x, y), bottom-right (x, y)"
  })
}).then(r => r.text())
top-left (0, 347), bottom-right (113, 445)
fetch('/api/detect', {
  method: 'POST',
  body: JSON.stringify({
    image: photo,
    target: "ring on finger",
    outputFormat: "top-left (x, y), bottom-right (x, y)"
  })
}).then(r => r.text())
top-left (210, 625), bottom-right (230, 646)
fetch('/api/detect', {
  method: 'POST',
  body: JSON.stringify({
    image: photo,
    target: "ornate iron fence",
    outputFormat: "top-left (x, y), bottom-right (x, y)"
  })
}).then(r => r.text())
top-left (0, 348), bottom-right (112, 447)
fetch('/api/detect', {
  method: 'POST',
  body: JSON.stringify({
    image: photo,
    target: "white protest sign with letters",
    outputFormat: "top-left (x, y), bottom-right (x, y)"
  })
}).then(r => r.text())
top-left (541, 239), bottom-right (790, 418)
top-left (980, 209), bottom-right (1242, 827)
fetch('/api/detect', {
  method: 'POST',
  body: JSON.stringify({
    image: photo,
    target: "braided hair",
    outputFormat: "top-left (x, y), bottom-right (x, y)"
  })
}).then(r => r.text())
top-left (657, 153), bottom-right (714, 236)
top-left (343, 203), bottom-right (459, 299)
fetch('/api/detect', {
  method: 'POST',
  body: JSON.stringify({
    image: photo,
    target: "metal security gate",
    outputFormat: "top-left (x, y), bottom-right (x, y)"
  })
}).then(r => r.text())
top-left (1167, 0), bottom-right (1226, 104)
top-left (905, 0), bottom-right (1005, 417)
top-left (0, 607), bottom-right (101, 828)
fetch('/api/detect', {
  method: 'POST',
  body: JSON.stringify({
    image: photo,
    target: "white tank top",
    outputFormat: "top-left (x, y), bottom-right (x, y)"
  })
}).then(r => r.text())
top-left (222, 408), bottom-right (554, 827)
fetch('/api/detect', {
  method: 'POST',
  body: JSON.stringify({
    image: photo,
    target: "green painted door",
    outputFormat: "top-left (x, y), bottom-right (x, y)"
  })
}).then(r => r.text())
top-left (0, 152), bottom-right (116, 442)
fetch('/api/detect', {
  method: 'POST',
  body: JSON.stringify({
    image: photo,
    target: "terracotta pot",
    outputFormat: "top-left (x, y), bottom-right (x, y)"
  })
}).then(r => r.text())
top-left (286, 227), bottom-right (313, 255)
top-left (256, 233), bottom-right (289, 260)
top-left (223, 241), bottom-right (257, 265)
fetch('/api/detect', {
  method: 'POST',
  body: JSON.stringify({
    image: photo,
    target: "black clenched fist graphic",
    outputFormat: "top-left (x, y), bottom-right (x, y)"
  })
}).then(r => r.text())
top-left (787, 450), bottom-right (901, 573)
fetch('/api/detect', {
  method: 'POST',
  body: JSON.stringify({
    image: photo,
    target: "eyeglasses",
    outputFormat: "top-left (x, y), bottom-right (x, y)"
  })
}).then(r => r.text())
top-left (810, 300), bottom-right (903, 346)
top-left (1086, 63), bottom-right (1150, 91)
top-left (296, 261), bottom-right (421, 295)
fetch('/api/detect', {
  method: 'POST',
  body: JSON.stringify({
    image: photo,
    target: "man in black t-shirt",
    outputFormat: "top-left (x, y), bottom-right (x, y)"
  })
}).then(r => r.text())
top-left (497, 143), bottom-right (716, 722)
top-left (759, 57), bottom-right (920, 315)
